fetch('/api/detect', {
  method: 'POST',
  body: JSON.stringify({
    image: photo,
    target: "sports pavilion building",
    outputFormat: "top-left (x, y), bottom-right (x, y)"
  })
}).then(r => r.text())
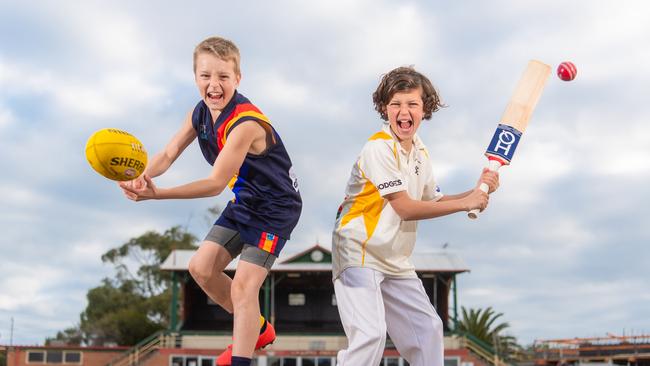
top-left (2, 244), bottom-right (502, 366)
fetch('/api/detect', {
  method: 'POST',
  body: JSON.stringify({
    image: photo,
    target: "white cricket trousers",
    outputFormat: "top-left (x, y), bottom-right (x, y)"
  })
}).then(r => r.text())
top-left (334, 267), bottom-right (444, 366)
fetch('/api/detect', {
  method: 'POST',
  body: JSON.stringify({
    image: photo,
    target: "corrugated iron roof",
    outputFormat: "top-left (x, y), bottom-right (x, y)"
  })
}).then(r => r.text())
top-left (160, 244), bottom-right (469, 273)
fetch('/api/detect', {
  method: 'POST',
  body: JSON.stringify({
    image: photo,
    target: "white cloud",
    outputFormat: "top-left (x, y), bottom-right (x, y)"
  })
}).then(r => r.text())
top-left (0, 183), bottom-right (53, 208)
top-left (0, 265), bottom-right (64, 311)
top-left (0, 59), bottom-right (54, 95)
top-left (0, 60), bottom-right (165, 121)
top-left (0, 104), bottom-right (14, 129)
top-left (248, 72), bottom-right (312, 107)
top-left (53, 71), bottom-right (166, 120)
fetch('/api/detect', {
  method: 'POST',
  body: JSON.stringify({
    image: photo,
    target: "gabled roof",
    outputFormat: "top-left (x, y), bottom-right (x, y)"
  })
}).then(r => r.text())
top-left (280, 243), bottom-right (331, 264)
top-left (160, 244), bottom-right (469, 273)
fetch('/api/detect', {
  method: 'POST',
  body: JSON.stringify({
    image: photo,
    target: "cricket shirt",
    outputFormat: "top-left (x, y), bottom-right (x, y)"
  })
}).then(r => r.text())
top-left (332, 123), bottom-right (444, 279)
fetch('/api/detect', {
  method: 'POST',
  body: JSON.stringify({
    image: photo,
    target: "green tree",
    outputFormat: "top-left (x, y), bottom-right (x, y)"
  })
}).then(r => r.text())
top-left (47, 226), bottom-right (197, 346)
top-left (457, 306), bottom-right (524, 362)
top-left (80, 279), bottom-right (163, 345)
top-left (46, 327), bottom-right (83, 345)
top-left (1, 350), bottom-right (6, 366)
top-left (101, 226), bottom-right (197, 297)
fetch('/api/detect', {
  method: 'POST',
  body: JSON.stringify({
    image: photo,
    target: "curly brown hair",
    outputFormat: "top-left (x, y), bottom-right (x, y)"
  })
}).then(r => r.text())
top-left (193, 36), bottom-right (241, 76)
top-left (372, 66), bottom-right (444, 121)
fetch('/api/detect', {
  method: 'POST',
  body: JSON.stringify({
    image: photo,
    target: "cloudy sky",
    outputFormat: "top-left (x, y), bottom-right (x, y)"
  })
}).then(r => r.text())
top-left (1, 0), bottom-right (649, 346)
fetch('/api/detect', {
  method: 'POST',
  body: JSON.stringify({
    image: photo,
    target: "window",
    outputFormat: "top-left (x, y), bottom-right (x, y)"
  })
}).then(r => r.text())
top-left (302, 358), bottom-right (316, 366)
top-left (268, 358), bottom-right (298, 366)
top-left (445, 357), bottom-right (461, 366)
top-left (27, 351), bottom-right (45, 363)
top-left (26, 351), bottom-right (82, 364)
top-left (46, 351), bottom-right (63, 364)
top-left (384, 357), bottom-right (399, 366)
top-left (64, 352), bottom-right (81, 364)
top-left (170, 355), bottom-right (216, 366)
top-left (288, 293), bottom-right (306, 306)
top-left (283, 358), bottom-right (297, 366)
top-left (316, 358), bottom-right (332, 366)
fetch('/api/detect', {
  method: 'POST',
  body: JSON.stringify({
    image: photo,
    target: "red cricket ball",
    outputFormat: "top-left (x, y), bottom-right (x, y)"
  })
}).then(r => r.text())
top-left (557, 61), bottom-right (577, 81)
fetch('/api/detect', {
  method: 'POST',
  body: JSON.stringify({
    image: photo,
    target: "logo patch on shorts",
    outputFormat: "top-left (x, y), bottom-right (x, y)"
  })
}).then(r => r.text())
top-left (258, 232), bottom-right (279, 254)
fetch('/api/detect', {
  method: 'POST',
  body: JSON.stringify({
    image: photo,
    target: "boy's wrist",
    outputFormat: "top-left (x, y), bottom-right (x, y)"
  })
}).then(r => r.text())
top-left (458, 197), bottom-right (471, 212)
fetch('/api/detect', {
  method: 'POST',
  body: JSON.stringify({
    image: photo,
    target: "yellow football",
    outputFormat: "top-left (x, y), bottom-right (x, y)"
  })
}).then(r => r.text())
top-left (85, 128), bottom-right (148, 181)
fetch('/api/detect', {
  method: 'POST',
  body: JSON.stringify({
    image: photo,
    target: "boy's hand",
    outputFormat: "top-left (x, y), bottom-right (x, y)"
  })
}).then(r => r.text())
top-left (463, 188), bottom-right (489, 212)
top-left (477, 168), bottom-right (500, 194)
top-left (119, 175), bottom-right (158, 201)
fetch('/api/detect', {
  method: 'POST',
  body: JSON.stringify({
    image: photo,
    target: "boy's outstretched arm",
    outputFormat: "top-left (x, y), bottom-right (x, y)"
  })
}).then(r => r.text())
top-left (120, 120), bottom-right (264, 201)
top-left (120, 111), bottom-right (196, 195)
top-left (437, 168), bottom-right (500, 201)
top-left (386, 168), bottom-right (499, 221)
top-left (385, 189), bottom-right (488, 221)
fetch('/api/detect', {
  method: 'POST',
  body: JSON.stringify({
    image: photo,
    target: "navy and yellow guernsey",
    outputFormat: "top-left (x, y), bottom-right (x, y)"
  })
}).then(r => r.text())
top-left (192, 91), bottom-right (302, 243)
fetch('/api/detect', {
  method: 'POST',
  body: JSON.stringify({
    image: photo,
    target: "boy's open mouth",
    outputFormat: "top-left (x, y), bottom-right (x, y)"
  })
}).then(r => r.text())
top-left (207, 91), bottom-right (223, 102)
top-left (397, 120), bottom-right (413, 130)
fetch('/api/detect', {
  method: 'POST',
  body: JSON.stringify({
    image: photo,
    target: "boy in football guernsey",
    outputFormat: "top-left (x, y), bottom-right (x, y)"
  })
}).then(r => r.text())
top-left (120, 37), bottom-right (301, 366)
top-left (331, 66), bottom-right (499, 366)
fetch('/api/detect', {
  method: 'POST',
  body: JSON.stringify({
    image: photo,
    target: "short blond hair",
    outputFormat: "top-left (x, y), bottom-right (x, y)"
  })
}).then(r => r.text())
top-left (193, 36), bottom-right (241, 76)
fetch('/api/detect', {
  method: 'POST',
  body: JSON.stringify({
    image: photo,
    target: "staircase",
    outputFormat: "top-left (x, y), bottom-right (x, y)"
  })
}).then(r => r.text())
top-left (453, 332), bottom-right (510, 366)
top-left (106, 331), bottom-right (181, 366)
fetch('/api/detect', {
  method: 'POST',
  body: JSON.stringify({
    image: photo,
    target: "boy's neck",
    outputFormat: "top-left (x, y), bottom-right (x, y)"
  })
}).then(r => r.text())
top-left (209, 109), bottom-right (222, 124)
top-left (398, 138), bottom-right (413, 153)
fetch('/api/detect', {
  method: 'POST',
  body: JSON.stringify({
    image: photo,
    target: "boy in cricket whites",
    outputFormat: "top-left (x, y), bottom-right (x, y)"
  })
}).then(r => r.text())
top-left (332, 66), bottom-right (499, 365)
top-left (120, 36), bottom-right (302, 366)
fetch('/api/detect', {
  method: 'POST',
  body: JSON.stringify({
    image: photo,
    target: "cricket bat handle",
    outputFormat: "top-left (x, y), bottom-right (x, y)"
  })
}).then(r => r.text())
top-left (467, 159), bottom-right (502, 219)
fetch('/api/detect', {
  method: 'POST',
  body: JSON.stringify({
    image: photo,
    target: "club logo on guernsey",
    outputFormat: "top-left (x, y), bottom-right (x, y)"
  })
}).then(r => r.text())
top-left (485, 124), bottom-right (522, 165)
top-left (289, 166), bottom-right (299, 192)
top-left (199, 123), bottom-right (208, 140)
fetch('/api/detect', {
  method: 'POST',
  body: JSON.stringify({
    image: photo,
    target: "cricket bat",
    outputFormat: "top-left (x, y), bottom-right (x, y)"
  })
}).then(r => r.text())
top-left (468, 60), bottom-right (551, 219)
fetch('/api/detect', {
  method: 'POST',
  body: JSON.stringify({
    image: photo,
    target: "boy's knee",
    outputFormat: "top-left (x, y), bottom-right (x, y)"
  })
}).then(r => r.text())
top-left (368, 330), bottom-right (387, 346)
top-left (426, 315), bottom-right (444, 339)
top-left (188, 257), bottom-right (211, 287)
top-left (230, 279), bottom-right (259, 306)
top-left (355, 322), bottom-right (387, 347)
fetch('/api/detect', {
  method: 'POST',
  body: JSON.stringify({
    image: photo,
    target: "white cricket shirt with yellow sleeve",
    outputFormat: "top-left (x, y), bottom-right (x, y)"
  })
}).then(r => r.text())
top-left (332, 123), bottom-right (444, 279)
